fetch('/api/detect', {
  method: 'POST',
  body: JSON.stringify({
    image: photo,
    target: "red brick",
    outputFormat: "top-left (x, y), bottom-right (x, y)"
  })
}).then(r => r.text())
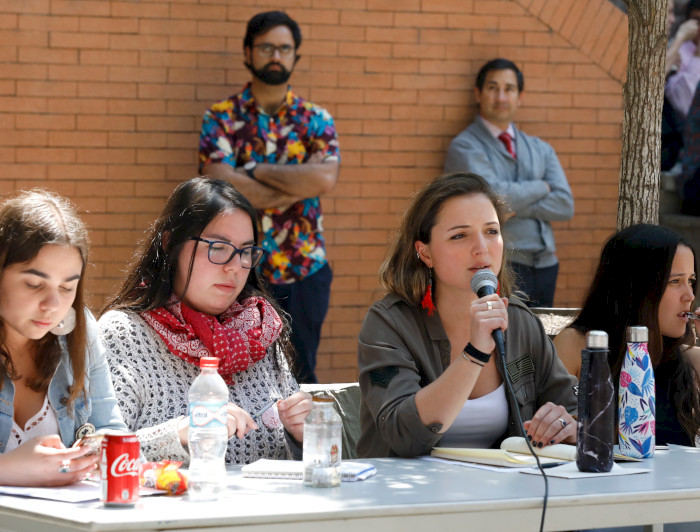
top-left (0, 164), bottom-right (44, 179)
top-left (78, 82), bottom-right (136, 99)
top-left (80, 50), bottom-right (138, 66)
top-left (19, 47), bottom-right (77, 64)
top-left (138, 83), bottom-right (194, 100)
top-left (52, 0), bottom-right (109, 16)
top-left (16, 148), bottom-right (74, 163)
top-left (19, 14), bottom-right (76, 31)
top-left (140, 51), bottom-right (198, 68)
top-left (111, 1), bottom-right (170, 18)
top-left (78, 16), bottom-right (138, 34)
top-left (341, 10), bottom-right (393, 26)
top-left (18, 80), bottom-right (77, 97)
top-left (110, 34), bottom-right (168, 52)
top-left (17, 113), bottom-right (75, 130)
top-left (48, 64), bottom-right (108, 82)
top-left (0, 1), bottom-right (49, 14)
top-left (139, 19), bottom-right (195, 36)
top-left (110, 66), bottom-right (167, 84)
top-left (48, 131), bottom-right (107, 147)
top-left (0, 63), bottom-right (48, 80)
top-left (47, 166), bottom-right (108, 181)
top-left (50, 32), bottom-right (108, 49)
top-left (312, 25), bottom-right (366, 42)
top-left (393, 43), bottom-right (445, 59)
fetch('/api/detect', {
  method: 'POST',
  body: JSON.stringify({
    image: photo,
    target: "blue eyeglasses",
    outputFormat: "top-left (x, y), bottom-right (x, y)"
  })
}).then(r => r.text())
top-left (190, 237), bottom-right (265, 269)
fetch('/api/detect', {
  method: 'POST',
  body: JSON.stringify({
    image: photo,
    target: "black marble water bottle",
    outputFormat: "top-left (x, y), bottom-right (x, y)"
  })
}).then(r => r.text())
top-left (576, 330), bottom-right (615, 473)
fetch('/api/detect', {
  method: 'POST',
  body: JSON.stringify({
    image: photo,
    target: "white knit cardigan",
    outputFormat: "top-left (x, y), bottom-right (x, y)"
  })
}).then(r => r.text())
top-left (98, 310), bottom-right (300, 465)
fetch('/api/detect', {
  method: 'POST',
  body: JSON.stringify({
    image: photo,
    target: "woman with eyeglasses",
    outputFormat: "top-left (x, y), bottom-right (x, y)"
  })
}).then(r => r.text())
top-left (98, 177), bottom-right (311, 464)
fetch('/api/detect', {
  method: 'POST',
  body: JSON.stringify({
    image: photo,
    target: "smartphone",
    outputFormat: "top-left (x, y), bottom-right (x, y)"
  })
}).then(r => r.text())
top-left (74, 433), bottom-right (105, 456)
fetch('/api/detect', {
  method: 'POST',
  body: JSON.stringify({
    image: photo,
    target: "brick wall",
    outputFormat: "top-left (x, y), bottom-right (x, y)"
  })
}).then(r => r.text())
top-left (0, 0), bottom-right (627, 382)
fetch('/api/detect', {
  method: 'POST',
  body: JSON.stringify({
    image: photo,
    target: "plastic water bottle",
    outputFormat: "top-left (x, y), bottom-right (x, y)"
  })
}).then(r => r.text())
top-left (187, 357), bottom-right (228, 500)
top-left (576, 330), bottom-right (615, 473)
top-left (618, 326), bottom-right (655, 458)
top-left (303, 393), bottom-right (342, 487)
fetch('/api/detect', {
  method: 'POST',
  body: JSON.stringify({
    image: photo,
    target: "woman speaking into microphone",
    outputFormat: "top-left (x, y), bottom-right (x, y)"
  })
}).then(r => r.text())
top-left (356, 173), bottom-right (577, 458)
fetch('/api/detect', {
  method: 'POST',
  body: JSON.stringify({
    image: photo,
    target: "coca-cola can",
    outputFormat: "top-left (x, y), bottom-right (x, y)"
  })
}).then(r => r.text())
top-left (100, 433), bottom-right (140, 506)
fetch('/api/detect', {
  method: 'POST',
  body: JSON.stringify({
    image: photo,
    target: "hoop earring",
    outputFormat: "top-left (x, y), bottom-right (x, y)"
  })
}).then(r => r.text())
top-left (420, 269), bottom-right (436, 316)
top-left (51, 306), bottom-right (77, 336)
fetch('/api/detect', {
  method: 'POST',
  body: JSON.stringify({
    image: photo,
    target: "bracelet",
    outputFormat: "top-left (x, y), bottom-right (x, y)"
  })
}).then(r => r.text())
top-left (462, 351), bottom-right (485, 367)
top-left (463, 343), bottom-right (491, 364)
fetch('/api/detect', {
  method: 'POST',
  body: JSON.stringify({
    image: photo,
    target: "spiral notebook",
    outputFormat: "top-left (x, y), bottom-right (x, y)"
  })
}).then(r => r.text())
top-left (241, 459), bottom-right (377, 481)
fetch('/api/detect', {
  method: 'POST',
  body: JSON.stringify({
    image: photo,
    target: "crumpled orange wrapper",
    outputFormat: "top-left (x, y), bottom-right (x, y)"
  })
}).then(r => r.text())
top-left (140, 460), bottom-right (188, 495)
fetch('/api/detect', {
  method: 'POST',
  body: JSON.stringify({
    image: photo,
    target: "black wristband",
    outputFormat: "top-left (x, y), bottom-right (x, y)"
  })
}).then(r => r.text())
top-left (463, 343), bottom-right (491, 364)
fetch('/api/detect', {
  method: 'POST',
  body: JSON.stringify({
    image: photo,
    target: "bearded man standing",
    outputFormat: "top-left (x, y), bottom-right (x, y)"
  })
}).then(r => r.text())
top-left (198, 11), bottom-right (340, 384)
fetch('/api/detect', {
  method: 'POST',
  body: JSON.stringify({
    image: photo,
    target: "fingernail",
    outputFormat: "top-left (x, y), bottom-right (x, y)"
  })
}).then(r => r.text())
top-left (527, 434), bottom-right (532, 441)
top-left (537, 442), bottom-right (543, 448)
top-left (550, 439), bottom-right (555, 445)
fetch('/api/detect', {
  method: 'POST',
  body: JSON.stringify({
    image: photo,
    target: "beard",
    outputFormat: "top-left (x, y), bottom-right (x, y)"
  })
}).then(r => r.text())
top-left (245, 61), bottom-right (293, 86)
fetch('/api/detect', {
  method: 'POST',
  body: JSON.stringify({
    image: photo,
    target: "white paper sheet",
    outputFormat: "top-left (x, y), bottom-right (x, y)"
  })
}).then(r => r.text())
top-left (0, 480), bottom-right (164, 503)
top-left (519, 461), bottom-right (651, 479)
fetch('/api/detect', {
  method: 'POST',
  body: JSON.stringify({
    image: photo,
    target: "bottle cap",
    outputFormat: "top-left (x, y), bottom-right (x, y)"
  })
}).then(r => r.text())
top-left (312, 392), bottom-right (335, 403)
top-left (586, 330), bottom-right (608, 349)
top-left (627, 326), bottom-right (648, 343)
top-left (199, 357), bottom-right (220, 369)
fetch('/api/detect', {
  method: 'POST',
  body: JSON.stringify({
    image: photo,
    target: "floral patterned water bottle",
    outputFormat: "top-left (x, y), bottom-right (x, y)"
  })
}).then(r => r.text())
top-left (618, 326), bottom-right (655, 458)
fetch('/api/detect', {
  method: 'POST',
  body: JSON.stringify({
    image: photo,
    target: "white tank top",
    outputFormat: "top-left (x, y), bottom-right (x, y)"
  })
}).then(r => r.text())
top-left (6, 395), bottom-right (60, 452)
top-left (439, 383), bottom-right (509, 449)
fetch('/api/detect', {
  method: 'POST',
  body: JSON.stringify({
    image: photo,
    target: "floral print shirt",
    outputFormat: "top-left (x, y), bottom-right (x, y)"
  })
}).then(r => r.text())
top-left (198, 83), bottom-right (340, 284)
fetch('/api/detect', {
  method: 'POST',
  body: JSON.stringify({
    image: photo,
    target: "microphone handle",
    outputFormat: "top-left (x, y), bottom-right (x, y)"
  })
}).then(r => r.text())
top-left (476, 286), bottom-right (506, 358)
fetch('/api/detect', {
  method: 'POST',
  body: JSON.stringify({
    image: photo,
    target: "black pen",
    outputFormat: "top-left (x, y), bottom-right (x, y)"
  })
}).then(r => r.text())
top-left (538, 462), bottom-right (568, 469)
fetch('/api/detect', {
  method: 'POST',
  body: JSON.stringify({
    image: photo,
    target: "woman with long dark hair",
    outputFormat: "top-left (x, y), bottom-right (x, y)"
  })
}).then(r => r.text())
top-left (0, 190), bottom-right (125, 486)
top-left (99, 178), bottom-right (310, 464)
top-left (555, 223), bottom-right (700, 445)
top-left (357, 173), bottom-right (577, 458)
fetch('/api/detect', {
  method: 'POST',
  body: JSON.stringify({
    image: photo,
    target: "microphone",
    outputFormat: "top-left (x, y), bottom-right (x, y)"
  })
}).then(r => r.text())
top-left (470, 269), bottom-right (506, 358)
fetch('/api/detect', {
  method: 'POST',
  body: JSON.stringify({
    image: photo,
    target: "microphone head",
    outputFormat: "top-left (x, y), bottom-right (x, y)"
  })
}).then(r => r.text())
top-left (471, 269), bottom-right (498, 295)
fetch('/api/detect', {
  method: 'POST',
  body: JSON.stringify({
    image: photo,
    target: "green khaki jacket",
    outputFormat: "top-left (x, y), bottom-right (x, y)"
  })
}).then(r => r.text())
top-left (357, 294), bottom-right (577, 458)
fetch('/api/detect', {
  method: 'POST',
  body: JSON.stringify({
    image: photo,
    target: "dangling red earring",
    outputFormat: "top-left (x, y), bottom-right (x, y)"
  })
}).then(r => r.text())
top-left (421, 269), bottom-right (436, 316)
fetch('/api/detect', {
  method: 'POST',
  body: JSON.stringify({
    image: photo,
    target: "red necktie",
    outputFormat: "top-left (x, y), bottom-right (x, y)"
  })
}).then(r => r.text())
top-left (498, 131), bottom-right (516, 159)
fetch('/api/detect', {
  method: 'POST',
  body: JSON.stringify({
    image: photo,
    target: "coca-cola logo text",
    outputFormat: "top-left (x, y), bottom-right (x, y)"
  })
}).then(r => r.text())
top-left (110, 453), bottom-right (139, 478)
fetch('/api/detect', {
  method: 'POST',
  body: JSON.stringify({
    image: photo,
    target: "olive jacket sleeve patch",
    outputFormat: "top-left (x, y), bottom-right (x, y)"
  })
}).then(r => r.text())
top-left (369, 366), bottom-right (399, 388)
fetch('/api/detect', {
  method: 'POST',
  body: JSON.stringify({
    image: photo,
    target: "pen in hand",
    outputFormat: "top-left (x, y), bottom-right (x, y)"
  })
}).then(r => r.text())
top-left (251, 399), bottom-right (277, 422)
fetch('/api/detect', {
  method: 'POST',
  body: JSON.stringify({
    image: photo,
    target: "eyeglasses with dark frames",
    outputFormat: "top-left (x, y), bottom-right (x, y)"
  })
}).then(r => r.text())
top-left (252, 43), bottom-right (295, 58)
top-left (190, 237), bottom-right (265, 269)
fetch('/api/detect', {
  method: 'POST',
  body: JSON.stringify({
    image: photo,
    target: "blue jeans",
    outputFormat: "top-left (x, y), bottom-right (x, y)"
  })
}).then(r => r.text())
top-left (509, 261), bottom-right (559, 308)
top-left (266, 263), bottom-right (333, 384)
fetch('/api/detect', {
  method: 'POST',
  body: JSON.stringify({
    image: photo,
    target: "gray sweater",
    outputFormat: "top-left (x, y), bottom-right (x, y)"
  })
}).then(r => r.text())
top-left (444, 118), bottom-right (574, 268)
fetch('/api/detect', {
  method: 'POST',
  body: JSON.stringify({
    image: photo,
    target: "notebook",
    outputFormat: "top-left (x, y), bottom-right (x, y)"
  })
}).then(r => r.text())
top-left (241, 459), bottom-right (377, 481)
top-left (432, 436), bottom-right (641, 468)
top-left (431, 437), bottom-right (575, 468)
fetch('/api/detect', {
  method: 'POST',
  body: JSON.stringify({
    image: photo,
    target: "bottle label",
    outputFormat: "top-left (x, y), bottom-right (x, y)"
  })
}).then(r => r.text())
top-left (189, 401), bottom-right (227, 428)
top-left (330, 443), bottom-right (340, 466)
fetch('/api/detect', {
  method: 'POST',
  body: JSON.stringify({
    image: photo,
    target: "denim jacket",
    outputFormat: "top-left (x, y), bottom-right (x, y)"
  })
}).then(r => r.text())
top-left (0, 311), bottom-right (126, 453)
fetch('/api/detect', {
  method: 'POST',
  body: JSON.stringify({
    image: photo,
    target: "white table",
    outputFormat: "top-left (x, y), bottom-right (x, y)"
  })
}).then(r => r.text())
top-left (2, 448), bottom-right (700, 532)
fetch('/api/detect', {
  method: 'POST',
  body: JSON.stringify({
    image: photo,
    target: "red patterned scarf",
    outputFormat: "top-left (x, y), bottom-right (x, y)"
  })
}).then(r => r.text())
top-left (141, 296), bottom-right (283, 385)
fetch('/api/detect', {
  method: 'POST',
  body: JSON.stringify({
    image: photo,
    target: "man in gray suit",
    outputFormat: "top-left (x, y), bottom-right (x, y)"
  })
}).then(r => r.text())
top-left (444, 58), bottom-right (574, 307)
